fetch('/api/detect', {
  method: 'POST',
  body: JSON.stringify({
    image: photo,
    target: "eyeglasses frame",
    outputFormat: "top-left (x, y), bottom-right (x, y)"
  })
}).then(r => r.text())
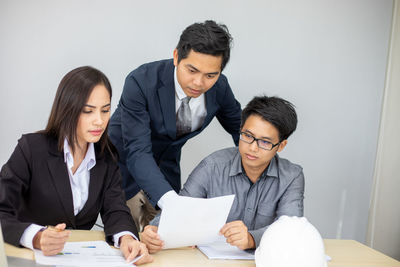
top-left (239, 131), bottom-right (281, 151)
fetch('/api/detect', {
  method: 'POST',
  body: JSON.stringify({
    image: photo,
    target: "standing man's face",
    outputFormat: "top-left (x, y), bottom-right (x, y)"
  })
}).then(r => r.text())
top-left (173, 49), bottom-right (222, 98)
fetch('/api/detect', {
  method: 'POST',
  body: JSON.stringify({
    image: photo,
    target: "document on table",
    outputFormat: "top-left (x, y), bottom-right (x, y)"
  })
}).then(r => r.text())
top-left (197, 236), bottom-right (255, 260)
top-left (34, 241), bottom-right (142, 266)
top-left (158, 194), bottom-right (235, 249)
top-left (198, 236), bottom-right (332, 261)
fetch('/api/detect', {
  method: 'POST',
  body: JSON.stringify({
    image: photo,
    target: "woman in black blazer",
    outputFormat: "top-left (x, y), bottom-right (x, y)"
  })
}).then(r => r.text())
top-left (0, 66), bottom-right (152, 264)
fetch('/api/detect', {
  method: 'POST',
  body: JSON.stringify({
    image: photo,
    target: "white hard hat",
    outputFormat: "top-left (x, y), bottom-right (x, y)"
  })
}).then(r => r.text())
top-left (255, 216), bottom-right (327, 267)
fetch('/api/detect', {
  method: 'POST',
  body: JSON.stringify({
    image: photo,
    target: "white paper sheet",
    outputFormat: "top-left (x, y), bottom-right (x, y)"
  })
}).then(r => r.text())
top-left (34, 241), bottom-right (142, 266)
top-left (198, 237), bottom-right (332, 262)
top-left (197, 236), bottom-right (255, 260)
top-left (157, 194), bottom-right (235, 249)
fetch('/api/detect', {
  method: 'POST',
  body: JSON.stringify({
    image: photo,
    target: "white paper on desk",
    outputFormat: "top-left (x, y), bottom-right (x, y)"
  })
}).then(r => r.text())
top-left (198, 237), bottom-right (331, 261)
top-left (34, 241), bottom-right (141, 266)
top-left (158, 194), bottom-right (235, 249)
top-left (197, 236), bottom-right (255, 260)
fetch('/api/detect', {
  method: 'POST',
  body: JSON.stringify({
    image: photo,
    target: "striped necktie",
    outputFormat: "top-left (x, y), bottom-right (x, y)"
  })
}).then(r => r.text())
top-left (176, 96), bottom-right (192, 137)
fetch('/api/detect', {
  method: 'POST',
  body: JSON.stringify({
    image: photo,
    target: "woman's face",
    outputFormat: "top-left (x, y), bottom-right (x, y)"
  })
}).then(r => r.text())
top-left (76, 84), bottom-right (111, 148)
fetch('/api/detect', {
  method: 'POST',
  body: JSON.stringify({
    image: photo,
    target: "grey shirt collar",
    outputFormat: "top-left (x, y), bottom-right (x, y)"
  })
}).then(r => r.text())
top-left (229, 148), bottom-right (279, 179)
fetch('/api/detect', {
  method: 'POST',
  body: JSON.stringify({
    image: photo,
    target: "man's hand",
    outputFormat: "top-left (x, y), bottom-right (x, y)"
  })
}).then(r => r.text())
top-left (119, 235), bottom-right (153, 265)
top-left (141, 225), bottom-right (164, 253)
top-left (33, 223), bottom-right (70, 256)
top-left (219, 220), bottom-right (255, 250)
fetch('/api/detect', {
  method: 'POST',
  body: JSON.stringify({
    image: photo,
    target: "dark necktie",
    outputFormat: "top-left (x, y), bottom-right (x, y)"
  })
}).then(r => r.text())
top-left (176, 96), bottom-right (192, 137)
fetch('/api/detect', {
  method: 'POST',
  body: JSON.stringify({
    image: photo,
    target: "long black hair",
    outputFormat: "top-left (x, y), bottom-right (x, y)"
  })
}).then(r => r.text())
top-left (43, 66), bottom-right (117, 159)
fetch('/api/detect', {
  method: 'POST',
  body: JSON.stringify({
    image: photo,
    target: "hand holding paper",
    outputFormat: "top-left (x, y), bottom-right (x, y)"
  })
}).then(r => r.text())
top-left (157, 194), bottom-right (235, 249)
top-left (141, 225), bottom-right (163, 253)
top-left (220, 220), bottom-right (255, 250)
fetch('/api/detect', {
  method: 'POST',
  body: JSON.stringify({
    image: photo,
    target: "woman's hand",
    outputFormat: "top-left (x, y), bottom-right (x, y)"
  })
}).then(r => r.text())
top-left (33, 223), bottom-right (70, 256)
top-left (119, 235), bottom-right (153, 265)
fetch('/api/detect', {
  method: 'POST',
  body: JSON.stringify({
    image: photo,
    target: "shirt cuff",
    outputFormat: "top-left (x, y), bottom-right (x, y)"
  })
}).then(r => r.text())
top-left (248, 228), bottom-right (266, 248)
top-left (157, 190), bottom-right (178, 209)
top-left (113, 231), bottom-right (138, 248)
top-left (20, 224), bottom-right (45, 250)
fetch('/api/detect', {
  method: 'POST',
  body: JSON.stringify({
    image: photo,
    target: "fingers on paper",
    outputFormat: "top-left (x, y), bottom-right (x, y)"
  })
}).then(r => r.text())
top-left (120, 236), bottom-right (153, 264)
top-left (120, 238), bottom-right (135, 261)
top-left (135, 242), bottom-right (154, 265)
top-left (41, 246), bottom-right (65, 256)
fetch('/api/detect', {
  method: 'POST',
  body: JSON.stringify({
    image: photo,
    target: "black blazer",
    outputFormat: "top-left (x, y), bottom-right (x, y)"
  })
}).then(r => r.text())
top-left (109, 59), bottom-right (242, 206)
top-left (0, 133), bottom-right (137, 247)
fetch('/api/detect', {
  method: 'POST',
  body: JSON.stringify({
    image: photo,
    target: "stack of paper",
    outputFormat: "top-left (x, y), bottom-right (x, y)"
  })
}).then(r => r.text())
top-left (198, 236), bottom-right (255, 260)
top-left (34, 241), bottom-right (142, 266)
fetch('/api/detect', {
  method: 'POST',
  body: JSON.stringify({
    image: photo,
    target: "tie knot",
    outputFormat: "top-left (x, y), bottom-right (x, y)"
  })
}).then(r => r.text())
top-left (182, 96), bottom-right (191, 104)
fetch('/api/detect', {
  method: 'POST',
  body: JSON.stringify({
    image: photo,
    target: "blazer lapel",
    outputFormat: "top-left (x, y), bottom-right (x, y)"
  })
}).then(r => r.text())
top-left (202, 87), bottom-right (218, 130)
top-left (158, 60), bottom-right (176, 139)
top-left (47, 155), bottom-right (76, 228)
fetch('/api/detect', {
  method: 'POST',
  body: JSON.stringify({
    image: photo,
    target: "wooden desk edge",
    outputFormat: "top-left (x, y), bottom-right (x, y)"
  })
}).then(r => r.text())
top-left (5, 234), bottom-right (400, 266)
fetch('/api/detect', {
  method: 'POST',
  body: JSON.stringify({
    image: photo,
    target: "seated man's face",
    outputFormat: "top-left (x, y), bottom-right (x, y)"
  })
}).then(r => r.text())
top-left (173, 49), bottom-right (222, 98)
top-left (239, 114), bottom-right (286, 172)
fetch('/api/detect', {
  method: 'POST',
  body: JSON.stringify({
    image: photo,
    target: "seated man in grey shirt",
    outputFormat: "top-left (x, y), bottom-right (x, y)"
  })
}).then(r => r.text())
top-left (141, 95), bottom-right (304, 252)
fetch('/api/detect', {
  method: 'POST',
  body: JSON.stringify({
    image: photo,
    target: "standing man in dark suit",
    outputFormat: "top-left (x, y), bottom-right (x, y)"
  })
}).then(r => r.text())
top-left (109, 20), bottom-right (242, 231)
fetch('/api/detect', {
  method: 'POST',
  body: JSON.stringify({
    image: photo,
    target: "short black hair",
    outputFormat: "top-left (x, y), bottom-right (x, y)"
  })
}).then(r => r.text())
top-left (176, 20), bottom-right (232, 71)
top-left (241, 96), bottom-right (298, 141)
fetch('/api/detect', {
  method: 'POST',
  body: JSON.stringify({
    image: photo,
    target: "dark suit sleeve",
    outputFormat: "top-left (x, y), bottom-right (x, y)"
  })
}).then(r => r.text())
top-left (100, 160), bottom-right (139, 243)
top-left (119, 75), bottom-right (173, 206)
top-left (0, 136), bottom-right (34, 246)
top-left (150, 159), bottom-right (210, 227)
top-left (215, 76), bottom-right (242, 146)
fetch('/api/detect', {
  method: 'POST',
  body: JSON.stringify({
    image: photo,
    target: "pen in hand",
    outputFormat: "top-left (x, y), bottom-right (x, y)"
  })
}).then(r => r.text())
top-left (34, 223), bottom-right (70, 255)
top-left (46, 225), bottom-right (64, 232)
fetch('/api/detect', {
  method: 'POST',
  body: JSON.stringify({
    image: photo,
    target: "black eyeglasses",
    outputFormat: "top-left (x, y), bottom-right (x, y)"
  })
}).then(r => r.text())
top-left (239, 132), bottom-right (280, 151)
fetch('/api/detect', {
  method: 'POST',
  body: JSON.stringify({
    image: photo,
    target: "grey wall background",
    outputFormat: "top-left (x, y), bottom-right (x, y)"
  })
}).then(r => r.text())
top-left (0, 0), bottom-right (393, 244)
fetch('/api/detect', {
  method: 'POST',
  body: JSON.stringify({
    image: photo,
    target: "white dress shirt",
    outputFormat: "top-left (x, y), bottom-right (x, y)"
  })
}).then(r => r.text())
top-left (158, 67), bottom-right (208, 208)
top-left (20, 139), bottom-right (136, 249)
top-left (174, 67), bottom-right (207, 132)
top-left (64, 139), bottom-right (95, 216)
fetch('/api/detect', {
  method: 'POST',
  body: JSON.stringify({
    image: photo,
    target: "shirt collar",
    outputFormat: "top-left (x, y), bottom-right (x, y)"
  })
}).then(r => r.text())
top-left (229, 148), bottom-right (243, 177)
top-left (265, 155), bottom-right (279, 178)
top-left (63, 138), bottom-right (96, 171)
top-left (229, 147), bottom-right (279, 179)
top-left (174, 67), bottom-right (187, 100)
